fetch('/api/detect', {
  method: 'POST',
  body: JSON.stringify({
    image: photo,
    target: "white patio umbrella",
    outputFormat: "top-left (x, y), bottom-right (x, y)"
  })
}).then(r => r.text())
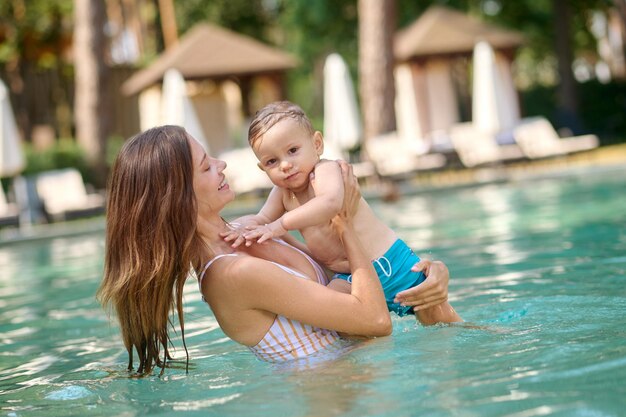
top-left (0, 78), bottom-right (25, 177)
top-left (424, 60), bottom-right (460, 132)
top-left (323, 53), bottom-right (361, 156)
top-left (161, 69), bottom-right (210, 152)
top-left (394, 63), bottom-right (429, 154)
top-left (472, 41), bottom-right (520, 135)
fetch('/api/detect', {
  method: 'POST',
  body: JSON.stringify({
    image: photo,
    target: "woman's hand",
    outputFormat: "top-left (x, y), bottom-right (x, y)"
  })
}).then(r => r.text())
top-left (220, 216), bottom-right (260, 248)
top-left (331, 161), bottom-right (360, 234)
top-left (393, 260), bottom-right (450, 311)
top-left (242, 219), bottom-right (287, 244)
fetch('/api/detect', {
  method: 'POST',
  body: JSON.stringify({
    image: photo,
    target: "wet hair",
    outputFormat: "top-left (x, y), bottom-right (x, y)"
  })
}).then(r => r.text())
top-left (248, 100), bottom-right (315, 147)
top-left (97, 125), bottom-right (206, 376)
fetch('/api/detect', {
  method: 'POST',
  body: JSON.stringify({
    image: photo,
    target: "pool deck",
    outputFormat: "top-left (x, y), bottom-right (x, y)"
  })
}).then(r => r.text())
top-left (1, 143), bottom-right (625, 246)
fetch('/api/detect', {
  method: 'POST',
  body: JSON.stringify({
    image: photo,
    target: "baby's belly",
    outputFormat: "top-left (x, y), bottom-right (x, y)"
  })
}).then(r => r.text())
top-left (302, 229), bottom-right (350, 273)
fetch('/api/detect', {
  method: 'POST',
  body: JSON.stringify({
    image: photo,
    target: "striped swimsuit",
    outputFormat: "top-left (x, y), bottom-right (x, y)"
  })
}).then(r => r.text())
top-left (198, 240), bottom-right (340, 362)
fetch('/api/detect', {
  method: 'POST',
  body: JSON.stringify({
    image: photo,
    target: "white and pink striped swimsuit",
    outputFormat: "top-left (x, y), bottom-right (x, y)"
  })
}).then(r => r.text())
top-left (198, 240), bottom-right (340, 362)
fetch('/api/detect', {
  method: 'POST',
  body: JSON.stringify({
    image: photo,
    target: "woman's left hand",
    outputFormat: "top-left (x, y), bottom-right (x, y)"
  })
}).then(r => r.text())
top-left (393, 260), bottom-right (449, 311)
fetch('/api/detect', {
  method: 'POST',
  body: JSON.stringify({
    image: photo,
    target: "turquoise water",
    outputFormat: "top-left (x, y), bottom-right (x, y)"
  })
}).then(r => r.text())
top-left (1, 166), bottom-right (625, 417)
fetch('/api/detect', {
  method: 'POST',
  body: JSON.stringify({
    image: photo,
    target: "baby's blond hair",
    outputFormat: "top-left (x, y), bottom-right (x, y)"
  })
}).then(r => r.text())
top-left (248, 101), bottom-right (315, 147)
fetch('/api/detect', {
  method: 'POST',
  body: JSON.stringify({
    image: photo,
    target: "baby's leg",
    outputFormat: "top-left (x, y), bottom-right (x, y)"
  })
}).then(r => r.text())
top-left (415, 301), bottom-right (462, 325)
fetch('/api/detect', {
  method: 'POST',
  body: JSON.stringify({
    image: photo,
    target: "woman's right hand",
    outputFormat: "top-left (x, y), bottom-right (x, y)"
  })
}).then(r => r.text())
top-left (394, 260), bottom-right (450, 310)
top-left (331, 161), bottom-right (361, 233)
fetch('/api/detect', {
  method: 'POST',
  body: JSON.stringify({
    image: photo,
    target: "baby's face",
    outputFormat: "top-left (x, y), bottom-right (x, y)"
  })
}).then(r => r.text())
top-left (252, 119), bottom-right (323, 192)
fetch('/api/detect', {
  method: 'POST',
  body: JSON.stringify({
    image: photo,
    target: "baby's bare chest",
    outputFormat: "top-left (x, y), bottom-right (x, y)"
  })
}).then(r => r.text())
top-left (301, 226), bottom-right (347, 270)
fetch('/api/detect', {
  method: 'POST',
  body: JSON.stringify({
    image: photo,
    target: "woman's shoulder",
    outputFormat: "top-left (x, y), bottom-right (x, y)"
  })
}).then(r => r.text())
top-left (206, 254), bottom-right (274, 282)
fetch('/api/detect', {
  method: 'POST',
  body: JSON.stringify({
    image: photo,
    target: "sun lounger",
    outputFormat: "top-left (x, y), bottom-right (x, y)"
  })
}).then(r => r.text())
top-left (0, 186), bottom-right (19, 227)
top-left (449, 122), bottom-right (525, 168)
top-left (512, 116), bottom-right (600, 159)
top-left (35, 168), bottom-right (105, 221)
top-left (365, 132), bottom-right (447, 178)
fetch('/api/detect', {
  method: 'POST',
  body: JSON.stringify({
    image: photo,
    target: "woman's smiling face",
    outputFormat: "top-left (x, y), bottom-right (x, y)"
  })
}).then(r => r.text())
top-left (189, 136), bottom-right (234, 214)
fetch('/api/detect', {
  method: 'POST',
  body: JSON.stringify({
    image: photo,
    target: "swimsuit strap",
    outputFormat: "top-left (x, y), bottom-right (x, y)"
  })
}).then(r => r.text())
top-left (198, 253), bottom-right (239, 285)
top-left (273, 238), bottom-right (328, 285)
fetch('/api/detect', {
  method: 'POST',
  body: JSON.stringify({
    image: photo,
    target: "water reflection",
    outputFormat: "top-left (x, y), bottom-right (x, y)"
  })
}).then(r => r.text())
top-left (0, 169), bottom-right (625, 416)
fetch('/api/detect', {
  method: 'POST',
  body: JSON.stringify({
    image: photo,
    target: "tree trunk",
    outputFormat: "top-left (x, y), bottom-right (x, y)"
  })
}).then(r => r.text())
top-left (158, 0), bottom-right (179, 49)
top-left (552, 0), bottom-right (581, 132)
top-left (358, 0), bottom-right (396, 142)
top-left (74, 0), bottom-right (110, 186)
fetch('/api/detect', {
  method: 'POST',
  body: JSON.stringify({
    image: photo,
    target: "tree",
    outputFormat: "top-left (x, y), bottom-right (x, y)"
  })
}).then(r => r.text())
top-left (358, 0), bottom-right (396, 142)
top-left (0, 0), bottom-right (74, 140)
top-left (553, 0), bottom-right (580, 130)
top-left (73, 0), bottom-right (110, 185)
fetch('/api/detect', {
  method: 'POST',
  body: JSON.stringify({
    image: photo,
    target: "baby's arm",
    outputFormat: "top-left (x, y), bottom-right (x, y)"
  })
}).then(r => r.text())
top-left (221, 186), bottom-right (286, 247)
top-left (245, 161), bottom-right (345, 243)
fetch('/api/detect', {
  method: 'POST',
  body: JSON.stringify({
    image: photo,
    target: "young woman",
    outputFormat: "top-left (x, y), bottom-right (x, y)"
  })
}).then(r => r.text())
top-left (97, 125), bottom-right (450, 375)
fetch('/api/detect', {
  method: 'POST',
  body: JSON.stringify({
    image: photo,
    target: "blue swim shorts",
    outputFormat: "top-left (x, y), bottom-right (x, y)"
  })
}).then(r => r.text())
top-left (334, 239), bottom-right (425, 316)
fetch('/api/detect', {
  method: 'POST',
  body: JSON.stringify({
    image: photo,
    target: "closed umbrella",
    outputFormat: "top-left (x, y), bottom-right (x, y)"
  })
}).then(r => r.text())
top-left (161, 69), bottom-right (210, 152)
top-left (472, 41), bottom-right (520, 135)
top-left (394, 63), bottom-right (428, 154)
top-left (0, 78), bottom-right (25, 177)
top-left (323, 53), bottom-right (361, 154)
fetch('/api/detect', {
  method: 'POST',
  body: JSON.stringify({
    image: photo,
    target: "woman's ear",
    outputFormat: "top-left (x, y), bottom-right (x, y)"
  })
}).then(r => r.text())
top-left (313, 131), bottom-right (324, 156)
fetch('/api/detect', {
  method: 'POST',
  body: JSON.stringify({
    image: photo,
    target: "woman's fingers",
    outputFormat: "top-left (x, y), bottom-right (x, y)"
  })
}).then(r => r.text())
top-left (412, 295), bottom-right (448, 311)
top-left (411, 259), bottom-right (432, 274)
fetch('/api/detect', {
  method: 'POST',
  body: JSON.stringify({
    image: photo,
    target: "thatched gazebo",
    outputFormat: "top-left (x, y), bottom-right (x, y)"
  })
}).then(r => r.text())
top-left (392, 5), bottom-right (524, 144)
top-left (121, 23), bottom-right (297, 154)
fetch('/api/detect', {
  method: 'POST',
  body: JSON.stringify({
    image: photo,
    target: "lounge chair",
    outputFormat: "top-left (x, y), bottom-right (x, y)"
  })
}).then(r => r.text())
top-left (0, 186), bottom-right (19, 227)
top-left (35, 168), bottom-right (105, 222)
top-left (448, 122), bottom-right (525, 168)
top-left (512, 116), bottom-right (600, 159)
top-left (218, 147), bottom-right (273, 195)
top-left (364, 132), bottom-right (447, 179)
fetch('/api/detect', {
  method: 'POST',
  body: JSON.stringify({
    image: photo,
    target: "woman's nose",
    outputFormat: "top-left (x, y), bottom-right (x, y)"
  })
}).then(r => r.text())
top-left (215, 158), bottom-right (227, 171)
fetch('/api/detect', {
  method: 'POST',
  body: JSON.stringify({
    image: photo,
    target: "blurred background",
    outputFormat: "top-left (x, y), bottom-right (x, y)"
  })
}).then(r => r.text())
top-left (0, 0), bottom-right (625, 194)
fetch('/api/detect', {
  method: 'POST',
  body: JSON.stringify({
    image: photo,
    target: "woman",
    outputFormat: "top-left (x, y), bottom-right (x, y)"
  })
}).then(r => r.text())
top-left (97, 125), bottom-right (450, 376)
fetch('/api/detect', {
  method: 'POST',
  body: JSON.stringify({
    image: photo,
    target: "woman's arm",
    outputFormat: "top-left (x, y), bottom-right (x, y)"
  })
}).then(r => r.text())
top-left (232, 162), bottom-right (391, 336)
top-left (393, 260), bottom-right (450, 311)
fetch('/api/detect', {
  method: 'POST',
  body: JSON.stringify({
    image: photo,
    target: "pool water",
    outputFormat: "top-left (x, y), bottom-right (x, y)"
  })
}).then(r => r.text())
top-left (1, 166), bottom-right (625, 417)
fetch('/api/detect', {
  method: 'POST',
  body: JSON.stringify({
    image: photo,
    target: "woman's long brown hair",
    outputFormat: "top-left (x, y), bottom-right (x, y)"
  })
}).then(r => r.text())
top-left (97, 125), bottom-right (206, 376)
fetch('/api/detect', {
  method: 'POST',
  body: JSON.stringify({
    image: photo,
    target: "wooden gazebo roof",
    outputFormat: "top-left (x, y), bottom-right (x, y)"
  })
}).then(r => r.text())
top-left (122, 23), bottom-right (298, 95)
top-left (394, 5), bottom-right (524, 61)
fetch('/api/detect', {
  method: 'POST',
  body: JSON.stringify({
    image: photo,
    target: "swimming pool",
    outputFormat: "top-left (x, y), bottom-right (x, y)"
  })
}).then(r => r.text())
top-left (1, 166), bottom-right (625, 417)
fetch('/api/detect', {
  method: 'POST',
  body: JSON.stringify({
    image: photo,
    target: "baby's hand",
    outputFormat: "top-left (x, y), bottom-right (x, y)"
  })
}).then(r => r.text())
top-left (243, 219), bottom-right (287, 244)
top-left (220, 222), bottom-right (252, 248)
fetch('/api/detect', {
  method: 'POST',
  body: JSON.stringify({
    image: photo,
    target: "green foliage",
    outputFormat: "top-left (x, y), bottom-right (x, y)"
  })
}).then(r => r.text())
top-left (22, 139), bottom-right (92, 185)
top-left (106, 135), bottom-right (126, 167)
top-left (0, 0), bottom-right (73, 67)
top-left (2, 0), bottom-right (624, 152)
top-left (520, 80), bottom-right (626, 145)
top-left (578, 80), bottom-right (626, 144)
top-left (175, 0), bottom-right (271, 41)
top-left (275, 0), bottom-right (359, 116)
